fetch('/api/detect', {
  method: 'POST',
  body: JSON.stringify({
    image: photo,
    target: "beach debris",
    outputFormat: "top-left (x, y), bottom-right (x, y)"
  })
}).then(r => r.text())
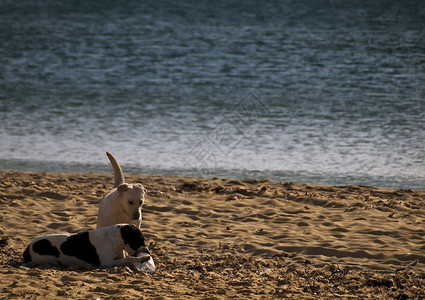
top-left (260, 268), bottom-right (272, 275)
top-left (226, 195), bottom-right (239, 201)
top-left (0, 237), bottom-right (8, 248)
top-left (134, 255), bottom-right (156, 272)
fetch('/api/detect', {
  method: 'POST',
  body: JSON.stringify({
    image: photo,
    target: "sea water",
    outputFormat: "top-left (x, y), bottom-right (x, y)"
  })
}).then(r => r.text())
top-left (1, 1), bottom-right (424, 189)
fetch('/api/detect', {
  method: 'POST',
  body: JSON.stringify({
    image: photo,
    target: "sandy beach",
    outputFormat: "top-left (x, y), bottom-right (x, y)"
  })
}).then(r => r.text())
top-left (0, 170), bottom-right (424, 299)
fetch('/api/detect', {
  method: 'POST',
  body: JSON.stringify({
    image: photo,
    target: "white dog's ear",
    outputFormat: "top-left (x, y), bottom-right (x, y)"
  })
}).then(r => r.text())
top-left (117, 183), bottom-right (130, 194)
top-left (140, 184), bottom-right (147, 195)
top-left (135, 183), bottom-right (147, 194)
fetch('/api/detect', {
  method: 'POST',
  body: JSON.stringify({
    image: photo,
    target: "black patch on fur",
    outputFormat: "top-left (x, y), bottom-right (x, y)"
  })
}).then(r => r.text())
top-left (23, 246), bottom-right (32, 262)
top-left (60, 232), bottom-right (100, 266)
top-left (32, 239), bottom-right (60, 258)
top-left (120, 224), bottom-right (146, 251)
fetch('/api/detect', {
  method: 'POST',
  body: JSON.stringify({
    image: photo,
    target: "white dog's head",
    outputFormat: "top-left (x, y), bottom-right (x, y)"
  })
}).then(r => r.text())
top-left (117, 183), bottom-right (146, 222)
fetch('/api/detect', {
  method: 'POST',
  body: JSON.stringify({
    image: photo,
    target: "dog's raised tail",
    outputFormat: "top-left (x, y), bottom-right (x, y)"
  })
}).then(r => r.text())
top-left (106, 151), bottom-right (125, 188)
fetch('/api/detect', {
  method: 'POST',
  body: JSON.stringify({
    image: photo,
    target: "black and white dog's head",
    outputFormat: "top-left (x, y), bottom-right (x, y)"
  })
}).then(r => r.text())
top-left (23, 224), bottom-right (150, 267)
top-left (120, 224), bottom-right (150, 256)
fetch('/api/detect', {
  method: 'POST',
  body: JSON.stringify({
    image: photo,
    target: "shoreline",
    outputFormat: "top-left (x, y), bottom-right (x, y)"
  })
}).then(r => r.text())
top-left (1, 170), bottom-right (424, 298)
top-left (2, 158), bottom-right (424, 191)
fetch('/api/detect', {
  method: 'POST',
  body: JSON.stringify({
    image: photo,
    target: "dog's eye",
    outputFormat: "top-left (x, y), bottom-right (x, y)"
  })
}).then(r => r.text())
top-left (128, 201), bottom-right (134, 205)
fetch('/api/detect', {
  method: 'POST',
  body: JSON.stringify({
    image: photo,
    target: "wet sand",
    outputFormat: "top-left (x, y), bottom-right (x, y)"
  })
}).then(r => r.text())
top-left (0, 170), bottom-right (424, 299)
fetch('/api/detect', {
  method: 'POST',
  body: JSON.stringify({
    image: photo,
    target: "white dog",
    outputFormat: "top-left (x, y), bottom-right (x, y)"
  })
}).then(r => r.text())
top-left (97, 151), bottom-right (146, 229)
top-left (23, 224), bottom-right (150, 268)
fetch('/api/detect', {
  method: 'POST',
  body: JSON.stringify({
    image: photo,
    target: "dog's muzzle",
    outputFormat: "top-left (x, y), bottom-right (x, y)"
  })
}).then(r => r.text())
top-left (132, 211), bottom-right (141, 220)
top-left (136, 246), bottom-right (150, 256)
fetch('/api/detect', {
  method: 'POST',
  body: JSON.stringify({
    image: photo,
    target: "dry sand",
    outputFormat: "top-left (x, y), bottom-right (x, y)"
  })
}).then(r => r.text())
top-left (0, 170), bottom-right (424, 299)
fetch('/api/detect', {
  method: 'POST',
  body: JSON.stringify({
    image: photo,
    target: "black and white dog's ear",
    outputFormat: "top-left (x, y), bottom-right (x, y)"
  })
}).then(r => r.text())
top-left (117, 183), bottom-right (131, 194)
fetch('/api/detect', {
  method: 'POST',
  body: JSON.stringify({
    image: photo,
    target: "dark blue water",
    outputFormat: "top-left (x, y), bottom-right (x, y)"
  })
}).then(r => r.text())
top-left (1, 1), bottom-right (425, 189)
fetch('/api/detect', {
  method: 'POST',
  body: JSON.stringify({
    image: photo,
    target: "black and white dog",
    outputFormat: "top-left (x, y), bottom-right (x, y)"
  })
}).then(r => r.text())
top-left (23, 224), bottom-right (150, 268)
